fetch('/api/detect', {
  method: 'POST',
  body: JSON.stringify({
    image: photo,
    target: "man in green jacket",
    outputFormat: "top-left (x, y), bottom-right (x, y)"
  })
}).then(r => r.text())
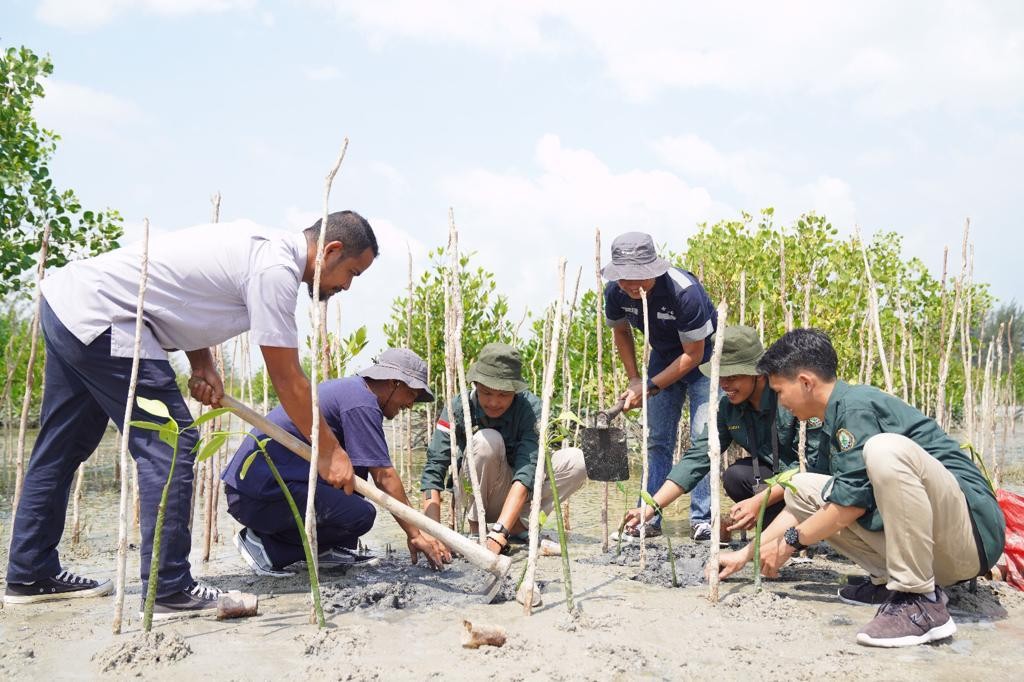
top-left (421, 343), bottom-right (587, 555)
top-left (709, 328), bottom-right (1005, 648)
top-left (623, 326), bottom-right (825, 538)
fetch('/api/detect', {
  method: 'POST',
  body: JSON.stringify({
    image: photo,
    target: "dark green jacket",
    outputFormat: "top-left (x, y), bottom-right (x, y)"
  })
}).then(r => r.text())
top-left (667, 386), bottom-right (826, 492)
top-left (817, 381), bottom-right (1005, 571)
top-left (420, 390), bottom-right (542, 493)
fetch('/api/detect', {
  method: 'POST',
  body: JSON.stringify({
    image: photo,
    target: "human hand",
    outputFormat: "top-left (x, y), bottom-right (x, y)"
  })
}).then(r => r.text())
top-left (727, 495), bottom-right (764, 532)
top-left (705, 547), bottom-right (751, 582)
top-left (318, 445), bottom-right (355, 494)
top-left (623, 505), bottom-right (655, 529)
top-left (621, 379), bottom-right (644, 411)
top-left (758, 538), bottom-right (795, 578)
top-left (408, 532), bottom-right (451, 570)
top-left (188, 366), bottom-right (224, 407)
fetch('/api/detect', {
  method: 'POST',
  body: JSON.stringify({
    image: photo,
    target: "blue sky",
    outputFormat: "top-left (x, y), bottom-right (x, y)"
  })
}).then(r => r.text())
top-left (4, 1), bottom-right (1023, 362)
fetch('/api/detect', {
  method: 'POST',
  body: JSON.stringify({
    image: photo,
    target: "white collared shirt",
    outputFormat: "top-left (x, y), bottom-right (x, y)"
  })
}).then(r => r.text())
top-left (41, 219), bottom-right (308, 359)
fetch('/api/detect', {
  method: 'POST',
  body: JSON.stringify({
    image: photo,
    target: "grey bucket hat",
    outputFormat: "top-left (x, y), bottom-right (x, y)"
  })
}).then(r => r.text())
top-left (601, 232), bottom-right (671, 281)
top-left (355, 348), bottom-right (435, 402)
top-left (699, 325), bottom-right (764, 378)
top-left (466, 343), bottom-right (528, 393)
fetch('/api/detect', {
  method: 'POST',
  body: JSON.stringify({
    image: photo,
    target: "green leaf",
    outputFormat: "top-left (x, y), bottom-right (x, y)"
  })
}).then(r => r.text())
top-left (196, 433), bottom-right (227, 462)
top-left (191, 407), bottom-right (231, 429)
top-left (128, 420), bottom-right (164, 432)
top-left (158, 428), bottom-right (177, 449)
top-left (615, 481), bottom-right (628, 496)
top-left (137, 397), bottom-right (171, 419)
top-left (639, 490), bottom-right (662, 514)
top-left (239, 451), bottom-right (260, 480)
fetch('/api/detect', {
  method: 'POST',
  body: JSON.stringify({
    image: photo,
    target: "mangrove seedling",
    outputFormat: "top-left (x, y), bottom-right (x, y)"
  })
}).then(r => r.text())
top-left (751, 467), bottom-right (799, 593)
top-left (130, 397), bottom-right (230, 631)
top-left (639, 491), bottom-right (678, 588)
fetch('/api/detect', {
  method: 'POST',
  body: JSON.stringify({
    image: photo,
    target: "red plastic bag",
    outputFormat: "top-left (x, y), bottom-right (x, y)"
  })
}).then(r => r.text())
top-left (995, 489), bottom-right (1024, 591)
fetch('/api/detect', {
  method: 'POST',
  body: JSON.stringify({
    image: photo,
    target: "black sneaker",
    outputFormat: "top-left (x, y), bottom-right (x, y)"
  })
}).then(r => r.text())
top-left (233, 528), bottom-right (295, 578)
top-left (856, 588), bottom-right (956, 648)
top-left (4, 570), bottom-right (113, 604)
top-left (317, 546), bottom-right (380, 569)
top-left (838, 581), bottom-right (893, 606)
top-left (143, 582), bottom-right (222, 620)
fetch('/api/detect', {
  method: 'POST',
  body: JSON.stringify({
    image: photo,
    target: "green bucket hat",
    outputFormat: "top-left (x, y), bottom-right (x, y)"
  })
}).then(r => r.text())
top-left (467, 342), bottom-right (528, 393)
top-left (699, 325), bottom-right (764, 377)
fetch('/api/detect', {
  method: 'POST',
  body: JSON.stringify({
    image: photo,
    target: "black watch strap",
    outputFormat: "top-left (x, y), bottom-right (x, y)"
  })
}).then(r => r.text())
top-left (490, 522), bottom-right (509, 538)
top-left (784, 526), bottom-right (807, 551)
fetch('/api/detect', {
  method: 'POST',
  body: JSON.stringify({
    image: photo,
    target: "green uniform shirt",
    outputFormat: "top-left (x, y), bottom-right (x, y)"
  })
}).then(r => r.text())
top-left (817, 381), bottom-right (1005, 570)
top-left (667, 386), bottom-right (826, 492)
top-left (420, 390), bottom-right (542, 493)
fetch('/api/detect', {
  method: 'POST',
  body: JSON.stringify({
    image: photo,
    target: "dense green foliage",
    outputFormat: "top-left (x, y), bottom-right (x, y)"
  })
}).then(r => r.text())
top-left (1, 45), bottom-right (123, 297)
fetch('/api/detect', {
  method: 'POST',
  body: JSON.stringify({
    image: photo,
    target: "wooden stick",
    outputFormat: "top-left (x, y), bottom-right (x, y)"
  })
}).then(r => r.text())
top-left (448, 210), bottom-right (488, 546)
top-left (706, 301), bottom-right (728, 603)
top-left (522, 258), bottom-right (566, 614)
top-left (638, 285), bottom-right (651, 570)
top-left (936, 221), bottom-right (969, 429)
top-left (9, 222), bottom-right (50, 534)
top-left (113, 218), bottom-right (150, 634)
top-left (441, 238), bottom-right (463, 532)
top-left (595, 228), bottom-right (609, 552)
top-left (305, 138), bottom-right (348, 627)
top-left (854, 226), bottom-right (893, 393)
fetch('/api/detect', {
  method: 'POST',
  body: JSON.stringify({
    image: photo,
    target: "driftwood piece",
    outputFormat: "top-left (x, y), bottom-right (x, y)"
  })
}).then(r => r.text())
top-left (461, 620), bottom-right (507, 649)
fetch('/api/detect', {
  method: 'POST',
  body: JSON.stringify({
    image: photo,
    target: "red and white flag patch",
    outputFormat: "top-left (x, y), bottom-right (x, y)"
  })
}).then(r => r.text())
top-left (436, 419), bottom-right (451, 434)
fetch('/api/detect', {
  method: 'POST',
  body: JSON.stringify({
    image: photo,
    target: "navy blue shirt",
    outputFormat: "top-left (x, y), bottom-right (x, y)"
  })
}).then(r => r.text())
top-left (222, 376), bottom-right (392, 500)
top-left (604, 267), bottom-right (717, 380)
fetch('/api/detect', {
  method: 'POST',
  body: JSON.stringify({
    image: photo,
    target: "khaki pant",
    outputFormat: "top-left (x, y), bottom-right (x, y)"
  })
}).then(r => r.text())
top-left (463, 428), bottom-right (588, 527)
top-left (784, 433), bottom-right (979, 593)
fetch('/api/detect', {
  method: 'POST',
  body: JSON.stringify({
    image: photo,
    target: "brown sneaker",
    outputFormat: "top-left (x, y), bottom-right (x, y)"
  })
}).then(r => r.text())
top-left (838, 581), bottom-right (893, 606)
top-left (856, 588), bottom-right (956, 647)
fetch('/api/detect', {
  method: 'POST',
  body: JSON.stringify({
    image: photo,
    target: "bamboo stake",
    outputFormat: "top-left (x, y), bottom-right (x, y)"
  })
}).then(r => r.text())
top-left (447, 210), bottom-right (487, 546)
top-left (9, 222), bottom-right (50, 534)
top-left (405, 245), bottom-right (414, 482)
top-left (595, 228), bottom-right (609, 551)
top-left (757, 301), bottom-right (765, 345)
top-left (70, 460), bottom-right (86, 545)
top-left (896, 294), bottom-right (910, 402)
top-left (779, 239), bottom-right (793, 331)
top-left (112, 218), bottom-right (151, 634)
top-left (739, 270), bottom-right (746, 327)
top-left (424, 296), bottom-right (435, 438)
top-left (854, 226), bottom-right (893, 393)
top-left (936, 222), bottom-right (969, 430)
top-left (706, 301), bottom-right (728, 603)
top-left (441, 241), bottom-right (463, 532)
top-left (960, 242), bottom-right (976, 444)
top-left (304, 139), bottom-right (348, 628)
top-left (522, 258), bottom-right (566, 614)
top-left (638, 286), bottom-right (652, 570)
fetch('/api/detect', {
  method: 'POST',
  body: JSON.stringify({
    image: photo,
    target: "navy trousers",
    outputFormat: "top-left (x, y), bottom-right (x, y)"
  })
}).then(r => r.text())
top-left (6, 300), bottom-right (198, 598)
top-left (225, 480), bottom-right (376, 568)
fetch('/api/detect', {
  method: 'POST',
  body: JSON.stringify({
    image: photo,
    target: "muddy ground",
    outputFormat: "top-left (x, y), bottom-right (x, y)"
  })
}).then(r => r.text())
top-left (1, 431), bottom-right (1023, 680)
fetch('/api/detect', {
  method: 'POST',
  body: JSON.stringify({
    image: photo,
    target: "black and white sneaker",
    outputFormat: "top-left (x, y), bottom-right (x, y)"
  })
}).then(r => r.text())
top-left (233, 528), bottom-right (295, 578)
top-left (690, 522), bottom-right (713, 542)
top-left (318, 546), bottom-right (379, 569)
top-left (143, 581), bottom-right (222, 620)
top-left (4, 570), bottom-right (113, 604)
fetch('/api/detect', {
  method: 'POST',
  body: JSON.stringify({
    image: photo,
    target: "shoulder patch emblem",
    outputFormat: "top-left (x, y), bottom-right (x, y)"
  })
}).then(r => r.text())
top-left (836, 428), bottom-right (856, 451)
top-left (806, 416), bottom-right (823, 429)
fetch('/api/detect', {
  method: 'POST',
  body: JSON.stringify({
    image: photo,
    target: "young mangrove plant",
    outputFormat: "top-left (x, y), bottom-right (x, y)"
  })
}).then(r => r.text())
top-left (639, 491), bottom-right (678, 587)
top-left (751, 467), bottom-right (798, 593)
top-left (130, 397), bottom-right (230, 631)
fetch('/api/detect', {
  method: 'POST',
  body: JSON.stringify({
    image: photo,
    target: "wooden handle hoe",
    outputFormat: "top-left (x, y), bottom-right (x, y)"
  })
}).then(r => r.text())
top-left (219, 395), bottom-right (512, 603)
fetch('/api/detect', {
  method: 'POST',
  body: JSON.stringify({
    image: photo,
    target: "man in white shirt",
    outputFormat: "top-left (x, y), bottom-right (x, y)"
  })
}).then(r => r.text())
top-left (4, 211), bottom-right (377, 620)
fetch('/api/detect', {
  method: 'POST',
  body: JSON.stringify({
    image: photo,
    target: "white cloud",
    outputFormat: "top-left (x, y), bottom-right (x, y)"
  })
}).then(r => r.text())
top-left (36, 0), bottom-right (257, 30)
top-left (36, 79), bottom-right (144, 140)
top-left (322, 1), bottom-right (1024, 114)
top-left (436, 133), bottom-right (728, 326)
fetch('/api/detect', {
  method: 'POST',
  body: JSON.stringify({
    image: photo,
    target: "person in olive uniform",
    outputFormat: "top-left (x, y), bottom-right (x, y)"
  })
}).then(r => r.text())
top-left (420, 343), bottom-right (588, 555)
top-left (709, 329), bottom-right (1005, 649)
top-left (623, 326), bottom-right (826, 538)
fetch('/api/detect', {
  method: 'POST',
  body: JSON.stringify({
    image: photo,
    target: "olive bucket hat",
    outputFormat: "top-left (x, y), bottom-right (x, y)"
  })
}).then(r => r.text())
top-left (466, 343), bottom-right (528, 393)
top-left (699, 325), bottom-right (764, 377)
top-left (355, 348), bottom-right (434, 402)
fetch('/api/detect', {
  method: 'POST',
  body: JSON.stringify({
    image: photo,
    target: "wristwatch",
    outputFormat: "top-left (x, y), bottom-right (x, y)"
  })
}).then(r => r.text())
top-left (489, 522), bottom-right (510, 539)
top-left (783, 526), bottom-right (807, 552)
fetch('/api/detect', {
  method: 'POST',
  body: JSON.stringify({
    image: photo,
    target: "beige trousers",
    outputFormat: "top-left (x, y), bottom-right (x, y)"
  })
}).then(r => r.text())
top-left (784, 433), bottom-right (979, 593)
top-left (463, 428), bottom-right (588, 526)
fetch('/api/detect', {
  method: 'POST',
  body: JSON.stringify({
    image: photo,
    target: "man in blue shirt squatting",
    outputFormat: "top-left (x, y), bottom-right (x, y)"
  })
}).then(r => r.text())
top-left (622, 325), bottom-right (826, 537)
top-left (420, 343), bottom-right (588, 556)
top-left (603, 232), bottom-right (718, 542)
top-left (708, 329), bottom-right (1005, 648)
top-left (4, 211), bottom-right (377, 619)
top-left (223, 348), bottom-right (451, 574)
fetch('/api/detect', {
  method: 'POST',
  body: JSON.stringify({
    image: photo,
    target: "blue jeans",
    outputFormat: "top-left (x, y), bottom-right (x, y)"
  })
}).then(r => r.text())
top-left (7, 300), bottom-right (198, 597)
top-left (644, 350), bottom-right (712, 527)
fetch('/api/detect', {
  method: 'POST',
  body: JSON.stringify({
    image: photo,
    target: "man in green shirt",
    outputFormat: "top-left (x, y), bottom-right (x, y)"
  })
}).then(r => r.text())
top-left (623, 326), bottom-right (825, 537)
top-left (709, 329), bottom-right (1005, 648)
top-left (420, 343), bottom-right (588, 555)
